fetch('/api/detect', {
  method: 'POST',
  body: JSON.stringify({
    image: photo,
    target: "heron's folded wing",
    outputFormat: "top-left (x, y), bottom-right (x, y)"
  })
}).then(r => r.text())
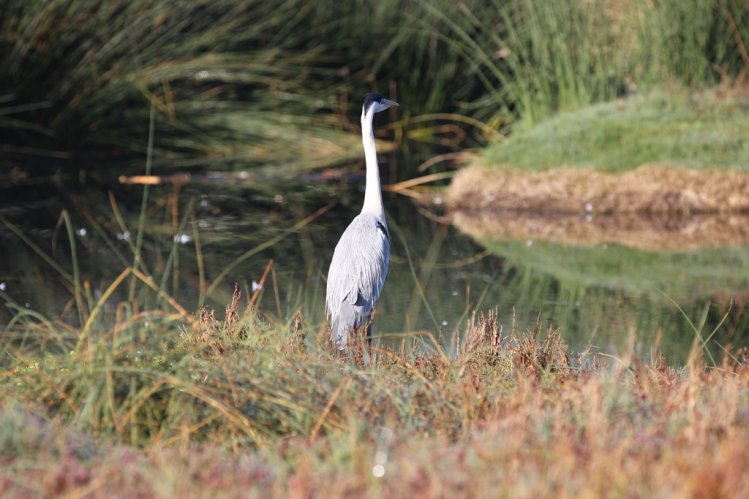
top-left (326, 215), bottom-right (390, 319)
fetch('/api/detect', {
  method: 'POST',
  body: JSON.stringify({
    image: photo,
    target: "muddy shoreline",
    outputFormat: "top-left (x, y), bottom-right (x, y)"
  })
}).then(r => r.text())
top-left (448, 164), bottom-right (749, 214)
top-left (447, 164), bottom-right (749, 250)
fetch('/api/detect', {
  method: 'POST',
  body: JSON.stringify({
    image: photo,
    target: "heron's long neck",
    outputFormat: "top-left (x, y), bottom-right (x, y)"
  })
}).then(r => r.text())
top-left (360, 109), bottom-right (384, 219)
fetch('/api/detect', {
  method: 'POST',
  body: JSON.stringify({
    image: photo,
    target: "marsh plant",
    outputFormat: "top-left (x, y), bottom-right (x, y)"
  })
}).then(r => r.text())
top-left (2, 0), bottom-right (747, 169)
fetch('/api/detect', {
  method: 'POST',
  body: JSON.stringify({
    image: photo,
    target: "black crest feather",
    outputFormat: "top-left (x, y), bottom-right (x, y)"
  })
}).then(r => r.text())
top-left (363, 92), bottom-right (385, 111)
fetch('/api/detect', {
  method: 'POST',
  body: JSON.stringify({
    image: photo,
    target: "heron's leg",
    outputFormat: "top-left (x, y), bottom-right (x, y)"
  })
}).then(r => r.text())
top-left (363, 320), bottom-right (379, 366)
top-left (345, 337), bottom-right (357, 365)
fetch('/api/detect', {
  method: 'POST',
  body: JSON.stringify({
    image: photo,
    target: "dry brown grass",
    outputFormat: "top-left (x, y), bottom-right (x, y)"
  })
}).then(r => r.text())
top-left (447, 164), bottom-right (749, 250)
top-left (448, 164), bottom-right (749, 215)
top-left (2, 308), bottom-right (749, 497)
top-left (3, 360), bottom-right (748, 497)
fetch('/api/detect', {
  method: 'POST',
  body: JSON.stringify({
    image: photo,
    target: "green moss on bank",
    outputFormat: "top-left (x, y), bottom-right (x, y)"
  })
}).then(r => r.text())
top-left (482, 89), bottom-right (749, 172)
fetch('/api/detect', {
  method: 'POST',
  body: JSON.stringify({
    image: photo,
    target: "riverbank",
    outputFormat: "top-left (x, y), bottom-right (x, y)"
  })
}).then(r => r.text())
top-left (448, 164), bottom-right (749, 215)
top-left (447, 89), bottom-right (749, 248)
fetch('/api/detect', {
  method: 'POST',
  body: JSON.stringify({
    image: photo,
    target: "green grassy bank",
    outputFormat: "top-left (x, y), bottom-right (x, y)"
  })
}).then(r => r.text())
top-left (481, 89), bottom-right (749, 173)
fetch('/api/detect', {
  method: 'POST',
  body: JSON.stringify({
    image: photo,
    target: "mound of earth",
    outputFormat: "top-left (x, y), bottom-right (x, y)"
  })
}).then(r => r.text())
top-left (447, 164), bottom-right (749, 250)
top-left (447, 164), bottom-right (749, 214)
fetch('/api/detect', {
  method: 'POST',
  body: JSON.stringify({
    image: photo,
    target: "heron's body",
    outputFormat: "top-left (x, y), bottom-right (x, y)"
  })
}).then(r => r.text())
top-left (326, 213), bottom-right (390, 349)
top-left (326, 93), bottom-right (397, 350)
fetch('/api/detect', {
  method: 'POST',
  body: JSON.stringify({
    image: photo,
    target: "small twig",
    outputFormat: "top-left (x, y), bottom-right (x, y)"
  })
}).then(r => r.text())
top-left (250, 259), bottom-right (274, 308)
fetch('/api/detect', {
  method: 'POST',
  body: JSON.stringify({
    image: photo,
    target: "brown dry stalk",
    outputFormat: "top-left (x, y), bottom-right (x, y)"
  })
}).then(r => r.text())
top-left (309, 376), bottom-right (352, 441)
top-left (249, 259), bottom-right (274, 309)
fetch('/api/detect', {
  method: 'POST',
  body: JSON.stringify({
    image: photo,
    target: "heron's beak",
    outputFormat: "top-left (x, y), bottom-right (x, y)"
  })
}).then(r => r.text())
top-left (382, 98), bottom-right (399, 109)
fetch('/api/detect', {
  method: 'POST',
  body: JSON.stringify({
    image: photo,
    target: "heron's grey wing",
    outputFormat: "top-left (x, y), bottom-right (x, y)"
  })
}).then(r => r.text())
top-left (326, 214), bottom-right (390, 349)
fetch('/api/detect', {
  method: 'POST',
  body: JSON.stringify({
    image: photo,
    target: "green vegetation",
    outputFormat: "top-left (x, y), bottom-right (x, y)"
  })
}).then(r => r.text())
top-left (0, 0), bottom-right (361, 170)
top-left (439, 0), bottom-right (749, 127)
top-left (2, 0), bottom-right (748, 170)
top-left (482, 89), bottom-right (749, 172)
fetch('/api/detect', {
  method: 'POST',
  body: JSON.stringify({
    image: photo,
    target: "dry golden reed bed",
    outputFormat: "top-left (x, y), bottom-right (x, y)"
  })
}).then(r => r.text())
top-left (2, 298), bottom-right (749, 498)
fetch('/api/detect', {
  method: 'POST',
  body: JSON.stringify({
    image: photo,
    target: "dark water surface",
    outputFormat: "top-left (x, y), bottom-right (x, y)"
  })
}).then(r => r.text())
top-left (2, 161), bottom-right (748, 364)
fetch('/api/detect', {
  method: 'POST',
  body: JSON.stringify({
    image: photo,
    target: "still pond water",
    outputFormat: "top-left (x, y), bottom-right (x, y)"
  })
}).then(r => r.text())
top-left (1, 157), bottom-right (748, 364)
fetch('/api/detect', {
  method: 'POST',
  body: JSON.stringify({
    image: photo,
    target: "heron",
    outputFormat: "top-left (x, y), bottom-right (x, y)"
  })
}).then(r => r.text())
top-left (326, 92), bottom-right (398, 351)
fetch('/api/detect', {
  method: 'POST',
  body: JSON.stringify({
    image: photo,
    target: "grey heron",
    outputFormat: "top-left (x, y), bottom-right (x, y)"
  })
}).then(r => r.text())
top-left (326, 92), bottom-right (398, 351)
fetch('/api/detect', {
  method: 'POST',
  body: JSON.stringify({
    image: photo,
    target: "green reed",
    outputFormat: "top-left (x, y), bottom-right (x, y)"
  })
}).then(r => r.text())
top-left (2, 0), bottom-right (747, 171)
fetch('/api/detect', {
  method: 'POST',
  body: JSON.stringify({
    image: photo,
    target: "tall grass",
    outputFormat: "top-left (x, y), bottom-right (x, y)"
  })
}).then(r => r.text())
top-left (436, 0), bottom-right (749, 128)
top-left (0, 0), bottom-right (488, 169)
top-left (641, 0), bottom-right (749, 86)
top-left (2, 290), bottom-right (748, 496)
top-left (0, 0), bottom-right (355, 169)
top-left (2, 0), bottom-right (747, 169)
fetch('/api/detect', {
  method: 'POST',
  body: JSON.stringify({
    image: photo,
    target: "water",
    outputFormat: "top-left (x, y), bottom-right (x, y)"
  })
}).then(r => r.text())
top-left (0, 173), bottom-right (496, 339)
top-left (2, 162), bottom-right (748, 364)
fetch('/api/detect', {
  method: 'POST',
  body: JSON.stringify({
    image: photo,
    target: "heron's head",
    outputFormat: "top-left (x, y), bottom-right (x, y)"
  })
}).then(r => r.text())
top-left (362, 93), bottom-right (398, 116)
